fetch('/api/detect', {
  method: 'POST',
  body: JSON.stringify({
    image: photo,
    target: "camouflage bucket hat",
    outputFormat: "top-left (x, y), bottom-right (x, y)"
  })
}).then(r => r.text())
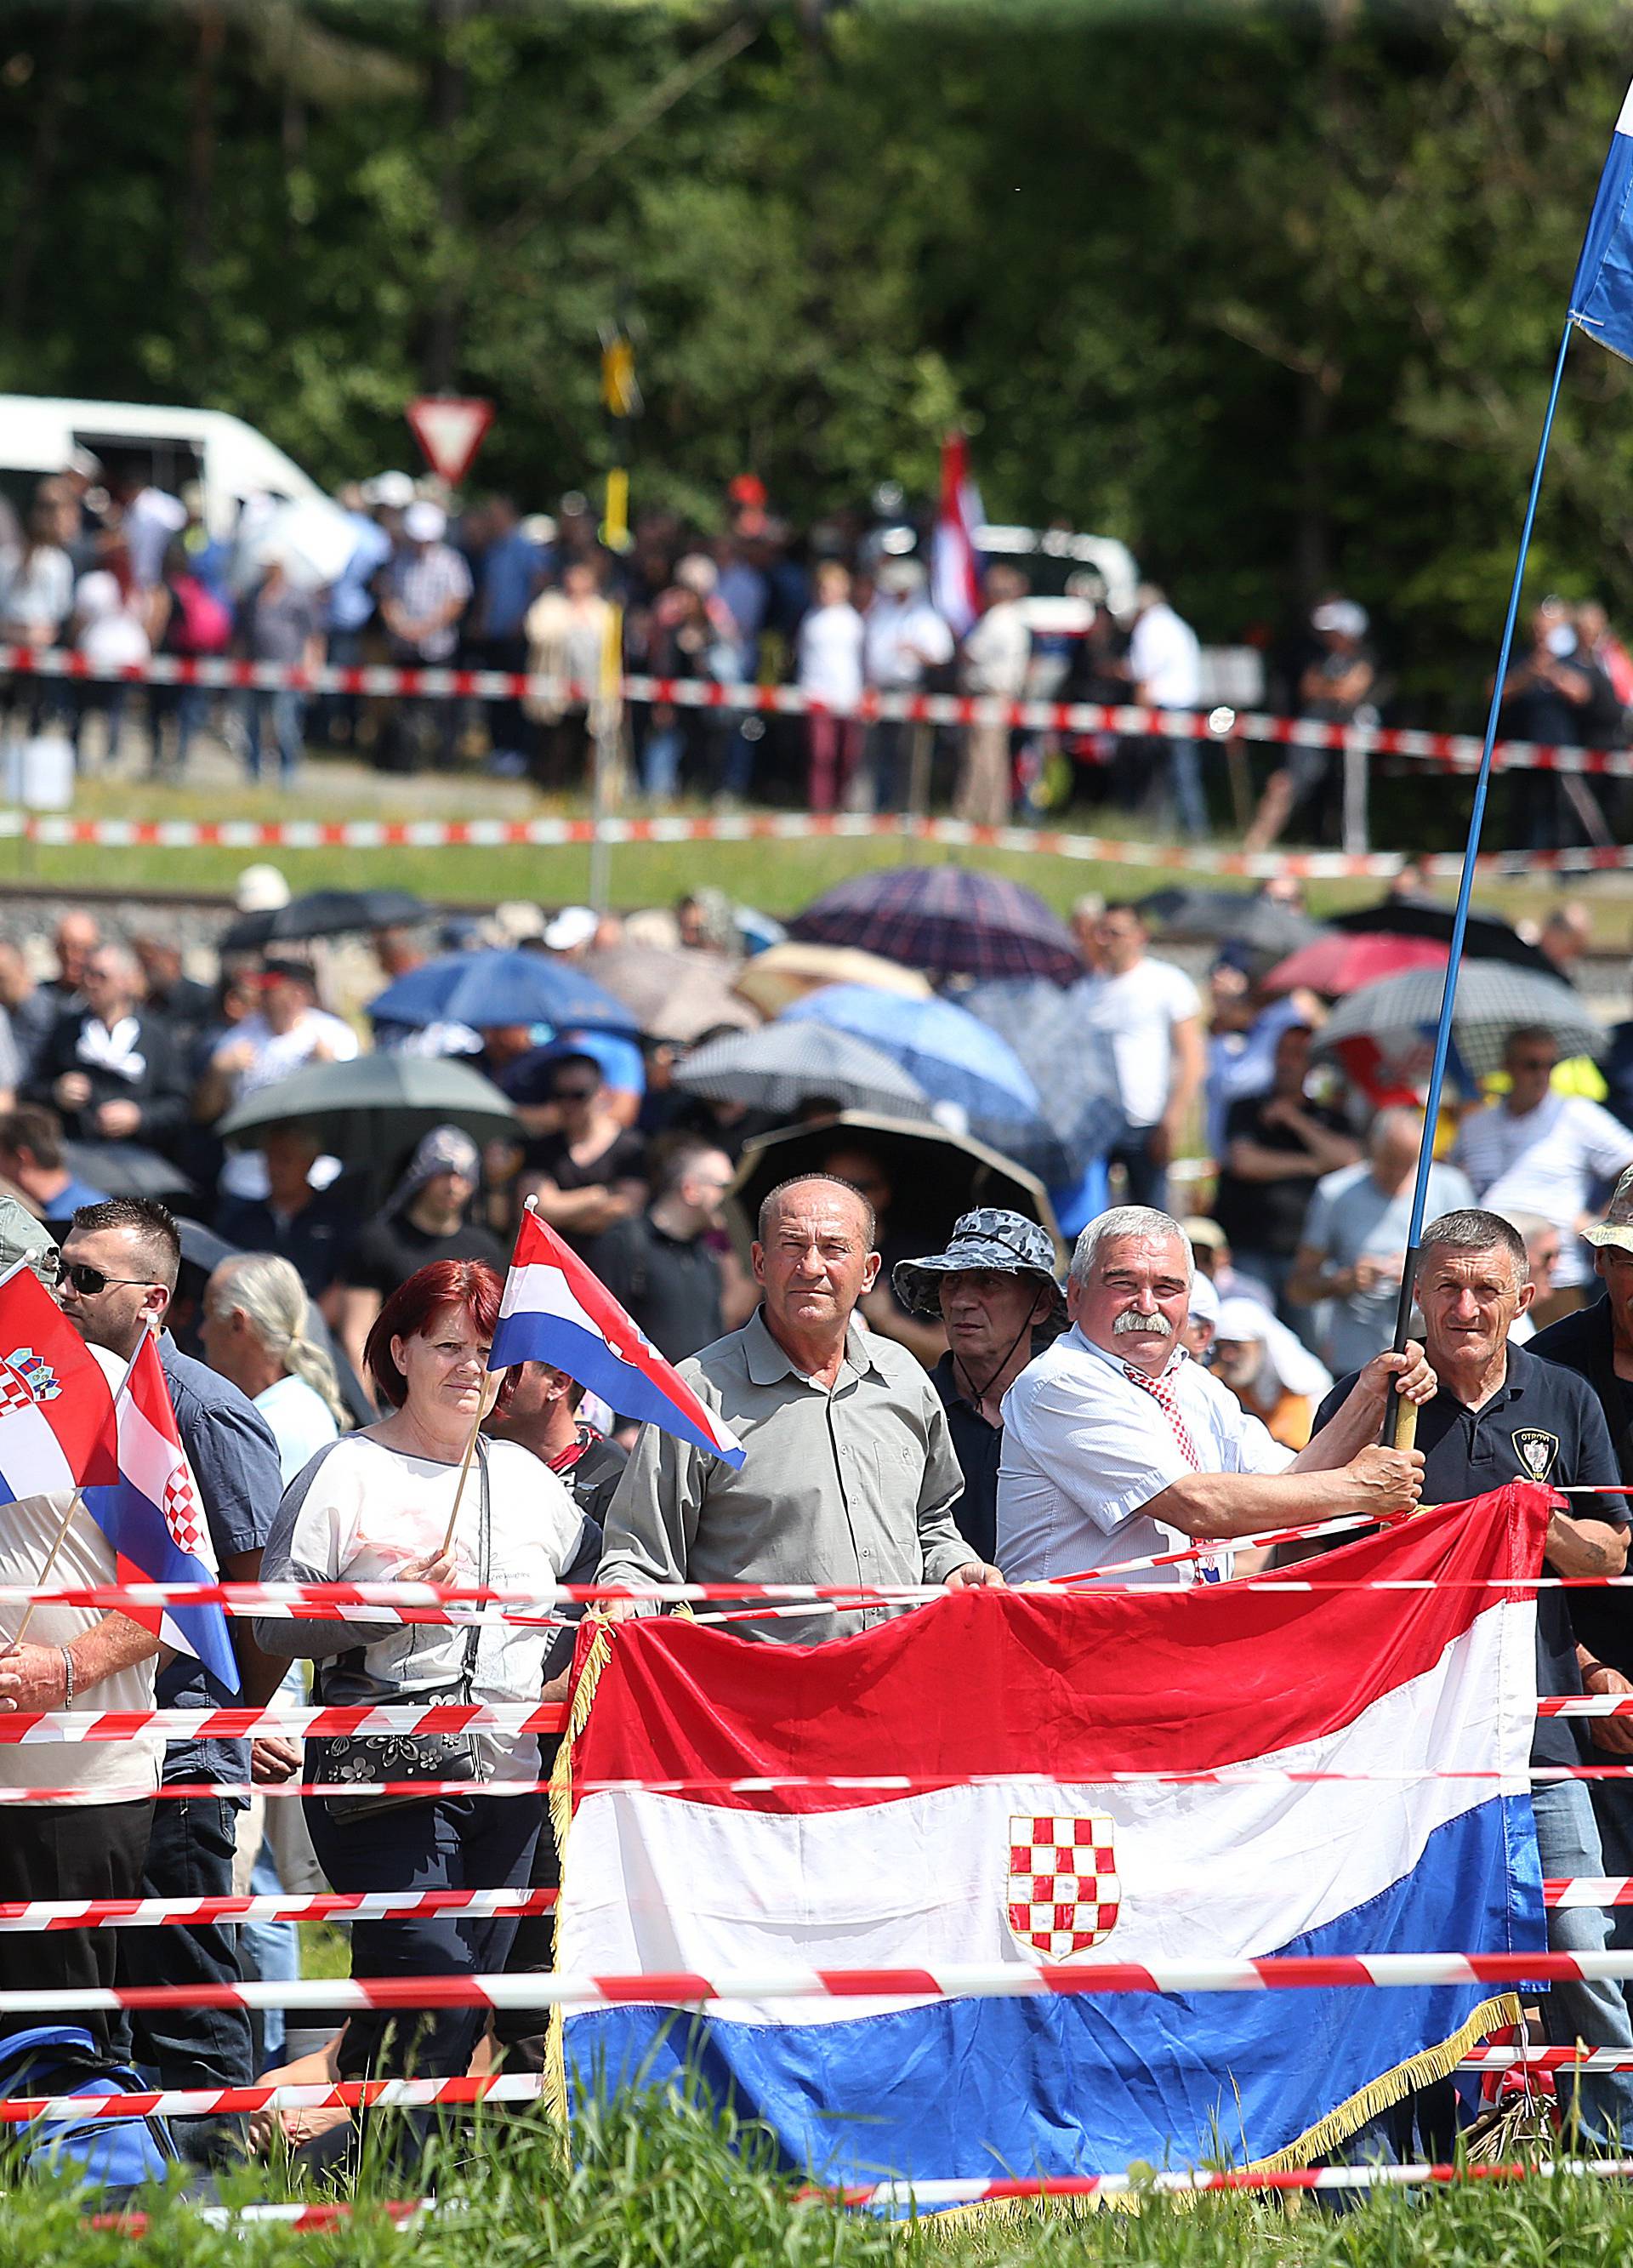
top-left (892, 1207), bottom-right (1066, 1322)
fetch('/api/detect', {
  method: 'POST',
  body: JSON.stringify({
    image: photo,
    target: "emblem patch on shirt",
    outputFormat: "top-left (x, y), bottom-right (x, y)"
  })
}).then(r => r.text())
top-left (1006, 1811), bottom-right (1119, 1957)
top-left (0, 1347), bottom-right (61, 1416)
top-left (1511, 1427), bottom-right (1560, 1483)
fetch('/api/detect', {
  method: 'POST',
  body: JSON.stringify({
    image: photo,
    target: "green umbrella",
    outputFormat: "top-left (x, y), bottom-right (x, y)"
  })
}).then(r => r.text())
top-left (217, 1053), bottom-right (519, 1182)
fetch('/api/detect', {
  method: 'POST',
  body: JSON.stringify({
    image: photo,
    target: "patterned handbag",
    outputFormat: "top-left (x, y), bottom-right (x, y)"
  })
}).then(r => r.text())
top-left (310, 1442), bottom-right (492, 1826)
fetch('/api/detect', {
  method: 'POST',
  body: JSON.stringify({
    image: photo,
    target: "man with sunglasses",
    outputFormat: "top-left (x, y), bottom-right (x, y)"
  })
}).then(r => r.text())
top-left (54, 1197), bottom-right (285, 2166)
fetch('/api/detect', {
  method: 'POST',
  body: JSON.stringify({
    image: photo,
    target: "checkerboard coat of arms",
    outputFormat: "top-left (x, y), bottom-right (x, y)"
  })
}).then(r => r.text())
top-left (1007, 1810), bottom-right (1120, 1957)
top-left (0, 1346), bottom-right (62, 1416)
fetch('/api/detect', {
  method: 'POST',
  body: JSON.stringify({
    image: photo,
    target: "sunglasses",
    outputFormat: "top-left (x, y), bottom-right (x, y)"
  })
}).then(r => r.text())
top-left (55, 1258), bottom-right (159, 1297)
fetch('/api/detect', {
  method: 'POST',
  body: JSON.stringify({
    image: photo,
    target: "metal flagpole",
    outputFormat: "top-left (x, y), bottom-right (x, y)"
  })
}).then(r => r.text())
top-left (1385, 316), bottom-right (1576, 1445)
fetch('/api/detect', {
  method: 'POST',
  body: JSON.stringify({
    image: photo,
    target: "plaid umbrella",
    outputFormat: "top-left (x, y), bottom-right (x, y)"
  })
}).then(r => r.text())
top-left (788, 864), bottom-right (1081, 983)
top-left (674, 1023), bottom-right (932, 1120)
top-left (1312, 960), bottom-right (1604, 1085)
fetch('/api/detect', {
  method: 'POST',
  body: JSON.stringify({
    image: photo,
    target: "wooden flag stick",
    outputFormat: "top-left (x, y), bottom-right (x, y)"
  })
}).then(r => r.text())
top-left (438, 1379), bottom-right (501, 1561)
top-left (11, 1492), bottom-right (83, 1650)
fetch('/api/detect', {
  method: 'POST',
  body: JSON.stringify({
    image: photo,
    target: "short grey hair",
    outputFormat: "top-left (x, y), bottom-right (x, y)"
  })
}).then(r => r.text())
top-left (207, 1252), bottom-right (350, 1430)
top-left (1420, 1208), bottom-right (1530, 1285)
top-left (1069, 1205), bottom-right (1194, 1289)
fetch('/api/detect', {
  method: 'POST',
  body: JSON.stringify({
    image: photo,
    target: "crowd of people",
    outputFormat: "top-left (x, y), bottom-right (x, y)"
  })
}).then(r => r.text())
top-left (7, 457), bottom-right (1633, 845)
top-left (0, 868), bottom-right (1627, 2175)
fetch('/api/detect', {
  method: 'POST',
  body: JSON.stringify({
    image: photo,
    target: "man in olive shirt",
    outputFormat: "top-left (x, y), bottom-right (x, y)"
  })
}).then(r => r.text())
top-left (598, 1174), bottom-right (1002, 1641)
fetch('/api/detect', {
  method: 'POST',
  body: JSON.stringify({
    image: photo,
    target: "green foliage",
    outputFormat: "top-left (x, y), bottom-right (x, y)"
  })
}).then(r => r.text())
top-left (5, 0), bottom-right (1633, 718)
top-left (4, 2088), bottom-right (1633, 2268)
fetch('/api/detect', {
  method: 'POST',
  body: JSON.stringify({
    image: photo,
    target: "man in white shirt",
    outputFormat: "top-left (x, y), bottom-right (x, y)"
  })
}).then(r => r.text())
top-left (1124, 583), bottom-right (1205, 839)
top-left (196, 960), bottom-right (358, 1203)
top-left (1072, 902), bottom-right (1204, 1211)
top-left (1454, 1026), bottom-right (1633, 1302)
top-left (957, 564), bottom-right (1031, 827)
top-left (997, 1205), bottom-right (1431, 1584)
top-left (862, 559), bottom-right (953, 812)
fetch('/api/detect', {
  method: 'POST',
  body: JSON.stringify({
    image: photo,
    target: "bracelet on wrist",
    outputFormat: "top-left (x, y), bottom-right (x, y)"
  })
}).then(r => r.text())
top-left (60, 1645), bottom-right (76, 1707)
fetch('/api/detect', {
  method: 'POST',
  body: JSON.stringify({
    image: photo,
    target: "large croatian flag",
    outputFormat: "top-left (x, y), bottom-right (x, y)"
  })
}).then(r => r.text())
top-left (556, 1485), bottom-right (1545, 2185)
top-left (82, 1332), bottom-right (237, 1692)
top-left (0, 1264), bottom-right (118, 1505)
top-left (490, 1211), bottom-right (743, 1467)
top-left (1571, 81), bottom-right (1633, 364)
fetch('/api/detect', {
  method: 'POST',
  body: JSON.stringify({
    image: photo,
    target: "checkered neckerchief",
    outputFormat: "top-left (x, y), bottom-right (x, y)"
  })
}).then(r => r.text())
top-left (1121, 1359), bottom-right (1202, 1471)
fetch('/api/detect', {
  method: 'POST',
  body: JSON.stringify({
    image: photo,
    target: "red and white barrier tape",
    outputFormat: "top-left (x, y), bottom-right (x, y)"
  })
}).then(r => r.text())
top-left (7, 640), bottom-right (1629, 781)
top-left (0, 2072), bottom-right (549, 2124)
top-left (0, 1947), bottom-right (1616, 2014)
top-left (78, 2163), bottom-right (1633, 2231)
top-left (6, 1690), bottom-right (1633, 1749)
top-left (13, 802), bottom-right (1633, 879)
top-left (0, 1880), bottom-right (1616, 1934)
top-left (3, 1558), bottom-right (1616, 1616)
top-left (0, 1884), bottom-right (555, 1931)
top-left (93, 2200), bottom-right (436, 2232)
top-left (24, 1762), bottom-right (1633, 1804)
top-left (0, 1700), bottom-right (568, 1745)
top-left (816, 2162), bottom-right (1633, 2207)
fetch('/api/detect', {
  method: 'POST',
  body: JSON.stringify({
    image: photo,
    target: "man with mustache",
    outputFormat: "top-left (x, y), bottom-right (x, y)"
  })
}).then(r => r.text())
top-left (996, 1205), bottom-right (1433, 1584)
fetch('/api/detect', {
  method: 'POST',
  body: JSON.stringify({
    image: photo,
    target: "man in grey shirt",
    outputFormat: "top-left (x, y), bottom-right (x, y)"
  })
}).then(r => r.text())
top-left (1285, 1108), bottom-right (1474, 1374)
top-left (598, 1174), bottom-right (1001, 1641)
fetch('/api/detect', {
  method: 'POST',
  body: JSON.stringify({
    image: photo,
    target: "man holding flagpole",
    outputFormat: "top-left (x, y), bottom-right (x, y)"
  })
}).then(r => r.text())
top-left (0, 1200), bottom-right (168, 2046)
top-left (54, 1197), bottom-right (284, 2162)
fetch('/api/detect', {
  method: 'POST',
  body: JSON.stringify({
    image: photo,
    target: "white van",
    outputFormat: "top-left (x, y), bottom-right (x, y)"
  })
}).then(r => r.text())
top-left (0, 395), bottom-right (327, 539)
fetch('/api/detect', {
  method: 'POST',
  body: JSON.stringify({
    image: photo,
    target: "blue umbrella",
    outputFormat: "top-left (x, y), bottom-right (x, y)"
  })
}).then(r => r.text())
top-left (960, 978), bottom-right (1124, 1167)
top-left (368, 951), bottom-right (639, 1035)
top-left (781, 985), bottom-right (1040, 1130)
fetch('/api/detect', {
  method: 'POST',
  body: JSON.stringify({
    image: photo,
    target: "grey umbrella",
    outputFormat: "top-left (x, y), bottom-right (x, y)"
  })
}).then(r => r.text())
top-left (1136, 886), bottom-right (1325, 970)
top-left (1312, 960), bottom-right (1605, 1083)
top-left (217, 1054), bottom-right (519, 1182)
top-left (674, 1023), bottom-right (932, 1121)
top-left (959, 978), bottom-right (1124, 1181)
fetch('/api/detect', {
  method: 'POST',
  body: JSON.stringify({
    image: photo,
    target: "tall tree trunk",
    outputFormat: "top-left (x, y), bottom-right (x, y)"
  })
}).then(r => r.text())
top-left (424, 0), bottom-right (467, 392)
top-left (4, 0), bottom-right (90, 339)
top-left (185, 0), bottom-right (225, 365)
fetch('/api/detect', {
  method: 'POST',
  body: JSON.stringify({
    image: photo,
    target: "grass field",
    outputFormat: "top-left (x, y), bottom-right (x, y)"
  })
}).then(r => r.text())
top-left (9, 771), bottom-right (1633, 942)
top-left (5, 2087), bottom-right (1632, 2267)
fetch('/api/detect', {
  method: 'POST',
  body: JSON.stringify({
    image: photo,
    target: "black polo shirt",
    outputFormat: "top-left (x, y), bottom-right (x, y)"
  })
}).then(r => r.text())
top-left (1529, 1296), bottom-right (1633, 1678)
top-left (578, 1212), bottom-right (723, 1369)
top-left (930, 1352), bottom-right (1001, 1564)
top-left (1313, 1342), bottom-right (1630, 1766)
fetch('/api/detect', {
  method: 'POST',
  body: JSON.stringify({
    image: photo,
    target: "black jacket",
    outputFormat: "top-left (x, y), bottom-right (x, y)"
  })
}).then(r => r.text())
top-left (1530, 1296), bottom-right (1633, 1482)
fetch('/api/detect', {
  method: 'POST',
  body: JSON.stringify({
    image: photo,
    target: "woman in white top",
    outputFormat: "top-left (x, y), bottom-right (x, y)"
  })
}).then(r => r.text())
top-left (257, 1258), bottom-right (589, 2084)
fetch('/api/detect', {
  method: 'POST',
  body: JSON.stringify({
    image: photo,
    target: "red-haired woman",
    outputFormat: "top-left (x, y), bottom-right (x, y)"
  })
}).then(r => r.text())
top-left (256, 1258), bottom-right (591, 2088)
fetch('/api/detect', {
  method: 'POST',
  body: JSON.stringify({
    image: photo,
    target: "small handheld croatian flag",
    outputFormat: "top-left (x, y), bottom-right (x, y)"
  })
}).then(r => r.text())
top-left (0, 1263), bottom-right (119, 1505)
top-left (82, 1332), bottom-right (238, 1693)
top-left (931, 430), bottom-right (983, 637)
top-left (1570, 82), bottom-right (1633, 362)
top-left (490, 1211), bottom-right (744, 1467)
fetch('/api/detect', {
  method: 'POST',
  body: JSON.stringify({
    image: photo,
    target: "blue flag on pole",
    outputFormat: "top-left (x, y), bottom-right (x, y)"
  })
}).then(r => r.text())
top-left (1571, 83), bottom-right (1633, 360)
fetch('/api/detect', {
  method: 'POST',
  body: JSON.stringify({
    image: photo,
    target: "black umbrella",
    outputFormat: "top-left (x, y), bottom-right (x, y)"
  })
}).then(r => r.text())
top-left (732, 1112), bottom-right (1059, 1254)
top-left (60, 1141), bottom-right (196, 1202)
top-left (1135, 886), bottom-right (1326, 969)
top-left (788, 864), bottom-right (1082, 983)
top-left (216, 1056), bottom-right (518, 1190)
top-left (1326, 898), bottom-right (1556, 977)
top-left (220, 889), bottom-right (430, 955)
